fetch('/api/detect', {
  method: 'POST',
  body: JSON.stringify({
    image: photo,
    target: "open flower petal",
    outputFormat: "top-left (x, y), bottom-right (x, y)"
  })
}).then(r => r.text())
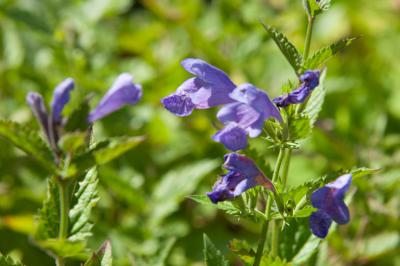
top-left (309, 210), bottom-right (332, 238)
top-left (212, 123), bottom-right (248, 151)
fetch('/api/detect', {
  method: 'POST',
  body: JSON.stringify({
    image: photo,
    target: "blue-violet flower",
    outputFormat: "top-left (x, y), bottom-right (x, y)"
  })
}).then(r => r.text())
top-left (207, 153), bottom-right (275, 203)
top-left (213, 84), bottom-right (282, 151)
top-left (309, 174), bottom-right (352, 238)
top-left (273, 70), bottom-right (320, 107)
top-left (50, 78), bottom-right (74, 124)
top-left (161, 58), bottom-right (236, 116)
top-left (88, 73), bottom-right (142, 122)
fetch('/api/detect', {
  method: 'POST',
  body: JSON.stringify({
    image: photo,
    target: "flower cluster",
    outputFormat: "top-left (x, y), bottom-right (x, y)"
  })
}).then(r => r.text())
top-left (27, 73), bottom-right (142, 151)
top-left (207, 153), bottom-right (274, 203)
top-left (309, 174), bottom-right (352, 238)
top-left (162, 58), bottom-right (281, 151)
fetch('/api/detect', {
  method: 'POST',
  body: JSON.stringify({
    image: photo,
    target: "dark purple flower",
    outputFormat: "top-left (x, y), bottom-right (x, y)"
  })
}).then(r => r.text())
top-left (50, 78), bottom-right (74, 124)
top-left (309, 174), bottom-right (352, 238)
top-left (212, 84), bottom-right (282, 151)
top-left (273, 70), bottom-right (320, 107)
top-left (26, 92), bottom-right (50, 137)
top-left (207, 153), bottom-right (274, 203)
top-left (161, 58), bottom-right (236, 116)
top-left (88, 73), bottom-right (142, 122)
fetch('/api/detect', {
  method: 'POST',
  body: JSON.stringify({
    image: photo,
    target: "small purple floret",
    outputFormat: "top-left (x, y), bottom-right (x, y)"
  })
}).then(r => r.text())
top-left (26, 92), bottom-right (50, 136)
top-left (309, 174), bottom-right (352, 238)
top-left (207, 153), bottom-right (274, 203)
top-left (161, 58), bottom-right (236, 116)
top-left (213, 84), bottom-right (282, 151)
top-left (88, 73), bottom-right (142, 122)
top-left (273, 70), bottom-right (320, 107)
top-left (51, 78), bottom-right (74, 124)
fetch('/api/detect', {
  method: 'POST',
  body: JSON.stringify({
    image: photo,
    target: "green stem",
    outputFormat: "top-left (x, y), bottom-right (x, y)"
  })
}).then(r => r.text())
top-left (281, 149), bottom-right (292, 188)
top-left (253, 148), bottom-right (285, 266)
top-left (303, 16), bottom-right (314, 60)
top-left (56, 179), bottom-right (70, 266)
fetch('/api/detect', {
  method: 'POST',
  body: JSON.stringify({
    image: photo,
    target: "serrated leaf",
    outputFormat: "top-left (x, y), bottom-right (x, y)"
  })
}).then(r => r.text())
top-left (303, 69), bottom-right (327, 127)
top-left (262, 23), bottom-right (303, 74)
top-left (68, 168), bottom-right (99, 242)
top-left (203, 234), bottom-right (228, 266)
top-left (93, 136), bottom-right (144, 165)
top-left (36, 239), bottom-right (87, 259)
top-left (35, 176), bottom-right (60, 240)
top-left (151, 160), bottom-right (218, 224)
top-left (84, 240), bottom-right (113, 266)
top-left (0, 252), bottom-right (24, 266)
top-left (351, 167), bottom-right (380, 179)
top-left (303, 0), bottom-right (331, 17)
top-left (303, 37), bottom-right (357, 70)
top-left (290, 115), bottom-right (311, 140)
top-left (0, 120), bottom-right (54, 170)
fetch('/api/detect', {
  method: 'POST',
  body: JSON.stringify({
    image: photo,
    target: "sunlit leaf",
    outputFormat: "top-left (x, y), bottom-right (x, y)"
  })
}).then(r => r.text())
top-left (0, 120), bottom-right (54, 171)
top-left (303, 69), bottom-right (327, 127)
top-left (0, 252), bottom-right (24, 266)
top-left (69, 168), bottom-right (99, 242)
top-left (303, 37), bottom-right (357, 70)
top-left (262, 23), bottom-right (303, 74)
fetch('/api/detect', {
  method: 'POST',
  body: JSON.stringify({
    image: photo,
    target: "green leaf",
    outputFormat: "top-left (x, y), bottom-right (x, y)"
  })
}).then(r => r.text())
top-left (303, 37), bottom-right (357, 70)
top-left (35, 176), bottom-right (60, 240)
top-left (260, 255), bottom-right (294, 266)
top-left (303, 0), bottom-right (331, 17)
top-left (0, 252), bottom-right (24, 266)
top-left (0, 8), bottom-right (52, 34)
top-left (148, 238), bottom-right (176, 266)
top-left (228, 239), bottom-right (255, 265)
top-left (203, 234), bottom-right (228, 266)
top-left (351, 167), bottom-right (381, 179)
top-left (292, 235), bottom-right (321, 265)
top-left (151, 160), bottom-right (218, 224)
top-left (68, 168), bottom-right (99, 242)
top-left (93, 136), bottom-right (145, 165)
top-left (262, 23), bottom-right (303, 74)
top-left (303, 69), bottom-right (327, 127)
top-left (64, 101), bottom-right (90, 132)
top-left (279, 219), bottom-right (313, 262)
top-left (59, 132), bottom-right (87, 154)
top-left (289, 115), bottom-right (311, 140)
top-left (0, 120), bottom-right (54, 170)
top-left (84, 240), bottom-right (113, 266)
top-left (36, 239), bottom-right (87, 259)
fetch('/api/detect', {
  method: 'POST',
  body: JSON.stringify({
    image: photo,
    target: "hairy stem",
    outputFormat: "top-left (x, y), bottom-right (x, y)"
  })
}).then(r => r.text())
top-left (56, 179), bottom-right (70, 266)
top-left (303, 16), bottom-right (314, 60)
top-left (253, 148), bottom-right (285, 266)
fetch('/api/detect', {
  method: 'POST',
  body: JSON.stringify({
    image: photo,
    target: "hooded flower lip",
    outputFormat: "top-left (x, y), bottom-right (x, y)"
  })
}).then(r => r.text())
top-left (212, 84), bottom-right (282, 151)
top-left (161, 58), bottom-right (236, 116)
top-left (207, 153), bottom-right (274, 203)
top-left (88, 73), bottom-right (142, 122)
top-left (50, 78), bottom-right (74, 124)
top-left (309, 174), bottom-right (352, 238)
top-left (273, 70), bottom-right (320, 108)
top-left (26, 92), bottom-right (50, 136)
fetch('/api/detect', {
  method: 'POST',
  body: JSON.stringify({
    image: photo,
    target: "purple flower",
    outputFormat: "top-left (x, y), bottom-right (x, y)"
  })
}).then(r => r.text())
top-left (161, 58), bottom-right (236, 116)
top-left (212, 84), bottom-right (282, 151)
top-left (50, 78), bottom-right (74, 124)
top-left (88, 73), bottom-right (142, 122)
top-left (309, 174), bottom-right (352, 238)
top-left (26, 92), bottom-right (50, 137)
top-left (207, 153), bottom-right (275, 203)
top-left (273, 70), bottom-right (320, 107)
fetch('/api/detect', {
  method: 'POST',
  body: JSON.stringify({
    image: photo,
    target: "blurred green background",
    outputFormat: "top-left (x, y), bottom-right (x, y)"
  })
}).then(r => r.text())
top-left (0, 0), bottom-right (399, 265)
